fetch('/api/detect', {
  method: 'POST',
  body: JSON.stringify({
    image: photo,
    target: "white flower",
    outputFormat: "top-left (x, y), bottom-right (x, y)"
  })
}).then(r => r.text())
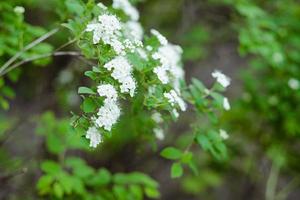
top-left (152, 112), bottom-right (163, 123)
top-left (146, 46), bottom-right (153, 51)
top-left (172, 109), bottom-right (179, 118)
top-left (96, 100), bottom-right (121, 131)
top-left (153, 128), bottom-right (164, 140)
top-left (223, 97), bottom-right (230, 111)
top-left (86, 14), bottom-right (125, 54)
top-left (104, 56), bottom-right (136, 96)
top-left (272, 52), bottom-right (283, 63)
top-left (212, 70), bottom-right (231, 88)
top-left (123, 39), bottom-right (142, 53)
top-left (164, 90), bottom-right (186, 111)
top-left (124, 21), bottom-right (144, 41)
top-left (137, 48), bottom-right (148, 60)
top-left (86, 126), bottom-right (102, 148)
top-left (97, 84), bottom-right (118, 101)
top-left (14, 6), bottom-right (25, 14)
top-left (288, 78), bottom-right (299, 90)
top-left (119, 76), bottom-right (136, 97)
top-left (219, 129), bottom-right (229, 140)
top-left (150, 29), bottom-right (168, 45)
top-left (113, 0), bottom-right (139, 21)
top-left (153, 66), bottom-right (169, 84)
top-left (152, 44), bottom-right (184, 88)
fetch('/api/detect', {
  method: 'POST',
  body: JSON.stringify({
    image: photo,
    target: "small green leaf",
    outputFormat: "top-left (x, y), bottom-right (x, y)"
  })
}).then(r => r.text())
top-left (82, 98), bottom-right (97, 113)
top-left (78, 87), bottom-right (96, 95)
top-left (160, 147), bottom-right (182, 160)
top-left (53, 182), bottom-right (64, 198)
top-left (37, 175), bottom-right (53, 194)
top-left (144, 186), bottom-right (160, 199)
top-left (41, 160), bottom-right (61, 175)
top-left (171, 163), bottom-right (183, 178)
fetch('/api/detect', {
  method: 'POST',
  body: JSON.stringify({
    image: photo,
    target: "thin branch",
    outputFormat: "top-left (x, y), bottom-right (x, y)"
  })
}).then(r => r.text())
top-left (266, 163), bottom-right (280, 200)
top-left (0, 51), bottom-right (82, 76)
top-left (55, 38), bottom-right (77, 52)
top-left (0, 28), bottom-right (59, 74)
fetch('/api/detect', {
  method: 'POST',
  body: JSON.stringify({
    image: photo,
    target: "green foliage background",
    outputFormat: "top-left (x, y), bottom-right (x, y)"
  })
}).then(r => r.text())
top-left (1, 0), bottom-right (300, 199)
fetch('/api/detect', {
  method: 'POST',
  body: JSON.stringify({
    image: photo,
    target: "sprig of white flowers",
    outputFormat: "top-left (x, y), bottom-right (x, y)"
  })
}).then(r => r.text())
top-left (83, 0), bottom-right (231, 148)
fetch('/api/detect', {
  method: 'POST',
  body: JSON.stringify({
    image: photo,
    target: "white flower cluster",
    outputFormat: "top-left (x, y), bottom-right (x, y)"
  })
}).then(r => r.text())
top-left (86, 12), bottom-right (142, 55)
top-left (96, 99), bottom-right (121, 131)
top-left (150, 30), bottom-right (187, 117)
top-left (219, 129), bottom-right (229, 140)
top-left (211, 70), bottom-right (231, 111)
top-left (86, 14), bottom-right (124, 54)
top-left (113, 0), bottom-right (139, 21)
top-left (212, 70), bottom-right (231, 88)
top-left (151, 29), bottom-right (168, 46)
top-left (152, 40), bottom-right (184, 89)
top-left (85, 84), bottom-right (121, 147)
top-left (164, 90), bottom-right (186, 112)
top-left (288, 78), bottom-right (300, 90)
top-left (96, 84), bottom-right (120, 131)
top-left (104, 56), bottom-right (136, 97)
top-left (151, 112), bottom-right (165, 140)
top-left (86, 126), bottom-right (102, 148)
top-left (84, 1), bottom-right (146, 148)
top-left (14, 6), bottom-right (25, 14)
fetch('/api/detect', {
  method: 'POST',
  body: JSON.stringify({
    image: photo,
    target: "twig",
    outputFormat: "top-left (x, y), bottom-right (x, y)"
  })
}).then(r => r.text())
top-left (0, 28), bottom-right (59, 74)
top-left (266, 163), bottom-right (280, 200)
top-left (0, 51), bottom-right (82, 76)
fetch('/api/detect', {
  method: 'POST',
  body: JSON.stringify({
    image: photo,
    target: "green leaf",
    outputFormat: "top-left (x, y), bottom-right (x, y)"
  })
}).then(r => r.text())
top-left (181, 152), bottom-right (193, 164)
top-left (171, 163), bottom-right (183, 178)
top-left (78, 87), bottom-right (96, 95)
top-left (84, 71), bottom-right (97, 80)
top-left (82, 97), bottom-right (97, 113)
top-left (46, 133), bottom-right (65, 155)
top-left (160, 147), bottom-right (182, 160)
top-left (65, 0), bottom-right (85, 15)
top-left (191, 78), bottom-right (206, 91)
top-left (144, 186), bottom-right (160, 199)
top-left (37, 175), bottom-right (53, 194)
top-left (87, 168), bottom-right (111, 186)
top-left (41, 160), bottom-right (61, 175)
top-left (53, 182), bottom-right (64, 198)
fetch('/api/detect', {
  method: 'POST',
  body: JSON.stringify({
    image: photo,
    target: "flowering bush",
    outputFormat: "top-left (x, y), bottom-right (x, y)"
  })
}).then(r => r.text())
top-left (0, 0), bottom-right (232, 199)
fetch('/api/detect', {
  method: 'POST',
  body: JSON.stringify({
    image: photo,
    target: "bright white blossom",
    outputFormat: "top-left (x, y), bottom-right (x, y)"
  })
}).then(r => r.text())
top-left (288, 78), bottom-right (299, 90)
top-left (152, 44), bottom-right (184, 90)
top-left (212, 70), bottom-right (231, 88)
top-left (152, 112), bottom-right (163, 123)
top-left (164, 90), bottom-right (186, 111)
top-left (172, 109), bottom-right (179, 118)
top-left (223, 97), bottom-right (230, 110)
top-left (86, 14), bottom-right (124, 54)
top-left (219, 129), bottom-right (229, 140)
top-left (153, 128), bottom-right (165, 140)
top-left (150, 29), bottom-right (168, 45)
top-left (146, 45), bottom-right (153, 51)
top-left (113, 0), bottom-right (139, 21)
top-left (104, 56), bottom-right (136, 97)
top-left (86, 126), bottom-right (102, 148)
top-left (124, 21), bottom-right (144, 41)
top-left (137, 48), bottom-right (148, 60)
top-left (97, 84), bottom-right (118, 101)
top-left (153, 66), bottom-right (169, 84)
top-left (119, 76), bottom-right (136, 97)
top-left (96, 99), bottom-right (121, 131)
top-left (14, 6), bottom-right (25, 14)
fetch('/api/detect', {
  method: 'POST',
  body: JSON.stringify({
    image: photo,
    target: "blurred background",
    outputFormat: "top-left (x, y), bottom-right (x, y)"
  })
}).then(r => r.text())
top-left (1, 0), bottom-right (300, 199)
